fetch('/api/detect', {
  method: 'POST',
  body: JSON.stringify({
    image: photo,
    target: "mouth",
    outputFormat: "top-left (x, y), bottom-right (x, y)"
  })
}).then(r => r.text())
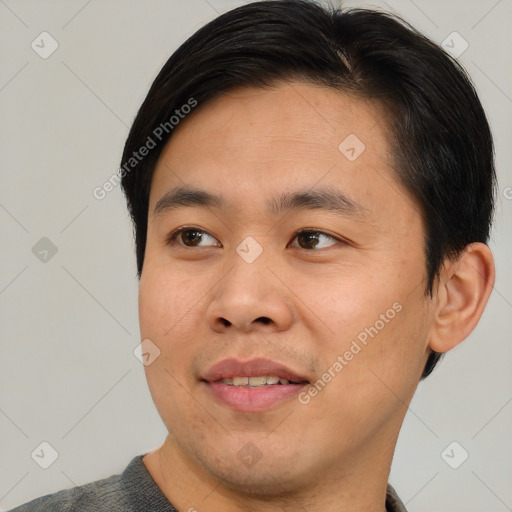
top-left (218, 375), bottom-right (301, 387)
top-left (201, 358), bottom-right (310, 412)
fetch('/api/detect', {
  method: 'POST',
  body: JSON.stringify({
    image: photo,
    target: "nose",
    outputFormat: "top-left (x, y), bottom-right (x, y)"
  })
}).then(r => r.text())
top-left (206, 254), bottom-right (294, 334)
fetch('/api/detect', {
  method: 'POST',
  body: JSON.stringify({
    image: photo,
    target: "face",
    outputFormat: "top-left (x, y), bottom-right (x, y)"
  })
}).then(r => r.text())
top-left (139, 82), bottom-right (434, 495)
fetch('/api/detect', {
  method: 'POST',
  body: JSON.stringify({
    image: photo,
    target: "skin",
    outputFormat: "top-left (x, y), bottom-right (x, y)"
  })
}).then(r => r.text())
top-left (138, 81), bottom-right (495, 512)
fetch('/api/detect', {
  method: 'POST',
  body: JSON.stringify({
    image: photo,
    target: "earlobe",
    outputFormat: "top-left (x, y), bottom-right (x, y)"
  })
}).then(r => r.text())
top-left (428, 243), bottom-right (495, 353)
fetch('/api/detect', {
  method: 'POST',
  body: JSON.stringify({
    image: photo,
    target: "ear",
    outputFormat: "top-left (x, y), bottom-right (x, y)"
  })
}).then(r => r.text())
top-left (428, 242), bottom-right (495, 353)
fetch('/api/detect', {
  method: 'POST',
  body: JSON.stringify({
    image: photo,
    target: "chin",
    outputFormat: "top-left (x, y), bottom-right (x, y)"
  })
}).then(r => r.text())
top-left (191, 440), bottom-right (314, 498)
top-left (209, 461), bottom-right (302, 497)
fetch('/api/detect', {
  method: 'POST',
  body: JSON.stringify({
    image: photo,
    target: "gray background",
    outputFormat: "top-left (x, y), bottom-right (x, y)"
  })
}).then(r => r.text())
top-left (0, 0), bottom-right (511, 510)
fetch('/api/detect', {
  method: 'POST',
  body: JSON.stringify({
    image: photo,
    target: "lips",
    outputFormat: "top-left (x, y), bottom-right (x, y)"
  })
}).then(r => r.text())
top-left (202, 358), bottom-right (310, 384)
top-left (201, 358), bottom-right (310, 412)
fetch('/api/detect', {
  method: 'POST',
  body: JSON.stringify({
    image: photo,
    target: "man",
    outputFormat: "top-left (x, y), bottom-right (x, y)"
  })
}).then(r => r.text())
top-left (11, 1), bottom-right (495, 511)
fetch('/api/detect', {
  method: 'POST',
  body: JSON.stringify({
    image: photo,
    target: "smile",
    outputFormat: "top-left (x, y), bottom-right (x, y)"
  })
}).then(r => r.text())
top-left (202, 358), bottom-right (310, 412)
top-left (220, 376), bottom-right (293, 386)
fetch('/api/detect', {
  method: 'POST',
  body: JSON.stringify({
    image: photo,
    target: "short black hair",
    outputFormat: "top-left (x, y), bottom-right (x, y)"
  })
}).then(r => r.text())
top-left (120, 0), bottom-right (495, 378)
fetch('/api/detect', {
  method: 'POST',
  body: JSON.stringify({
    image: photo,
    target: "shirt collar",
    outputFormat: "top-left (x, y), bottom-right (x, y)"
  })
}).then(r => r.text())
top-left (386, 484), bottom-right (408, 512)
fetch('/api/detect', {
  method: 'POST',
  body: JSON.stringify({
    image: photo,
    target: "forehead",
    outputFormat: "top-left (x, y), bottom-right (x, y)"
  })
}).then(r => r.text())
top-left (149, 81), bottom-right (411, 219)
top-left (158, 81), bottom-right (389, 160)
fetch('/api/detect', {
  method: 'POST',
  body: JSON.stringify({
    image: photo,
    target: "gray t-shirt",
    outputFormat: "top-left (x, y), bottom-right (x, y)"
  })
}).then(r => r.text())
top-left (9, 455), bottom-right (408, 511)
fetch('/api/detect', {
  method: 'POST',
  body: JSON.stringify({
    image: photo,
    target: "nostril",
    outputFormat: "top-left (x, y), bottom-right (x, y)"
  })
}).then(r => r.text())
top-left (217, 317), bottom-right (271, 328)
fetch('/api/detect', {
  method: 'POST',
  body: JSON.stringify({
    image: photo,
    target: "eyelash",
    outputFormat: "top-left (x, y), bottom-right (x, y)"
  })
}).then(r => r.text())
top-left (166, 226), bottom-right (345, 251)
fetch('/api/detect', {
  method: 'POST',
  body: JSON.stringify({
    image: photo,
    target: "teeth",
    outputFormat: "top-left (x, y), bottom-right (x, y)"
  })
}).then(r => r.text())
top-left (220, 376), bottom-right (291, 387)
top-left (248, 376), bottom-right (267, 387)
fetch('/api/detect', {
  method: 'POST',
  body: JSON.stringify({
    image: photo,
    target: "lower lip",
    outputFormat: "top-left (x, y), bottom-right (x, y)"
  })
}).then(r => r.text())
top-left (204, 382), bottom-right (307, 412)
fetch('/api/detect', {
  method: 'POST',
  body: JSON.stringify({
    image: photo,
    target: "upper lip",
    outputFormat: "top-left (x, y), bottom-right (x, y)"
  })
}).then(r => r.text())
top-left (202, 358), bottom-right (310, 383)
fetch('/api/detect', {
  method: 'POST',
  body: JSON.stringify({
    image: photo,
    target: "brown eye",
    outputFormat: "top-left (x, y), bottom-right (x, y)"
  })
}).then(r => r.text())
top-left (167, 228), bottom-right (219, 248)
top-left (180, 230), bottom-right (204, 246)
top-left (292, 230), bottom-right (339, 250)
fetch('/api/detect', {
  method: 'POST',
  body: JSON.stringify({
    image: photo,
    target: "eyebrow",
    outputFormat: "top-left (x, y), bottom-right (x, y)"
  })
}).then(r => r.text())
top-left (153, 185), bottom-right (367, 217)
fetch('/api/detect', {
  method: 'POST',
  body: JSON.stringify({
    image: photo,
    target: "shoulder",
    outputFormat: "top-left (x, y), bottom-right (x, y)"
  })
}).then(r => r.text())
top-left (8, 455), bottom-right (177, 512)
top-left (8, 463), bottom-right (130, 512)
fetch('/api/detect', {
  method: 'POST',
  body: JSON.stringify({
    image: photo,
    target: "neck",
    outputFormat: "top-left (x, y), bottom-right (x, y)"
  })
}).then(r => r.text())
top-left (143, 432), bottom-right (397, 512)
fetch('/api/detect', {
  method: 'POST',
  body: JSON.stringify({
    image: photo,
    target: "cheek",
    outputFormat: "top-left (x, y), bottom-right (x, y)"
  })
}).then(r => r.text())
top-left (138, 267), bottom-right (206, 425)
top-left (138, 270), bottom-right (170, 340)
top-left (312, 260), bottom-right (430, 392)
top-left (345, 294), bottom-right (431, 403)
top-left (138, 264), bottom-right (205, 342)
top-left (310, 298), bottom-right (431, 447)
top-left (298, 264), bottom-right (403, 345)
